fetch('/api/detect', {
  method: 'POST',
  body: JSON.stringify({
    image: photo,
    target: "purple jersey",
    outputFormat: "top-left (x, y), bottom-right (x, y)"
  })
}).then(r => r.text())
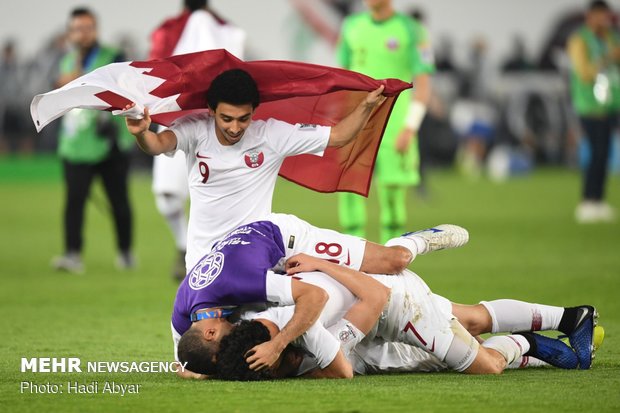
top-left (171, 221), bottom-right (285, 335)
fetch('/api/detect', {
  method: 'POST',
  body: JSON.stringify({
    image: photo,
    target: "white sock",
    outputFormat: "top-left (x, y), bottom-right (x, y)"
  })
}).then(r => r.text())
top-left (480, 299), bottom-right (565, 333)
top-left (385, 236), bottom-right (426, 263)
top-left (506, 356), bottom-right (549, 369)
top-left (482, 335), bottom-right (530, 365)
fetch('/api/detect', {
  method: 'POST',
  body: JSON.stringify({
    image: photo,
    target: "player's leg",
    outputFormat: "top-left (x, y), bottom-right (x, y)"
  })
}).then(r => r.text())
top-left (272, 213), bottom-right (469, 275)
top-left (384, 224), bottom-right (469, 262)
top-left (152, 152), bottom-right (190, 279)
top-left (454, 300), bottom-right (597, 369)
top-left (338, 192), bottom-right (366, 238)
top-left (99, 149), bottom-right (134, 269)
top-left (271, 213), bottom-right (413, 274)
top-left (386, 272), bottom-right (578, 373)
top-left (52, 160), bottom-right (95, 273)
top-left (377, 184), bottom-right (407, 244)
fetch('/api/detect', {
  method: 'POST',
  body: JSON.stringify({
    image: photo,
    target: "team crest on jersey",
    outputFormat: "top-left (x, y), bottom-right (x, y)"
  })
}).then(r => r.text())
top-left (338, 324), bottom-right (357, 344)
top-left (188, 252), bottom-right (225, 290)
top-left (244, 150), bottom-right (264, 168)
top-left (386, 37), bottom-right (400, 50)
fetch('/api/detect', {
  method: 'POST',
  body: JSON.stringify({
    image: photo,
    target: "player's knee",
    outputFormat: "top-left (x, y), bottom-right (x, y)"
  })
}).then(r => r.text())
top-left (155, 193), bottom-right (185, 217)
top-left (479, 349), bottom-right (506, 375)
top-left (467, 348), bottom-right (506, 375)
top-left (452, 304), bottom-right (492, 336)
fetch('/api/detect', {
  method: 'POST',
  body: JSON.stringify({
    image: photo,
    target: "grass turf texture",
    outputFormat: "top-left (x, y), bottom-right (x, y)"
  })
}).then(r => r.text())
top-left (1, 156), bottom-right (619, 412)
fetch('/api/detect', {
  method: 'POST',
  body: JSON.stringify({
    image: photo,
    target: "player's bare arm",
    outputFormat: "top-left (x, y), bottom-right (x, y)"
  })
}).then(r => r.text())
top-left (328, 85), bottom-right (386, 147)
top-left (246, 279), bottom-right (328, 371)
top-left (286, 253), bottom-right (389, 334)
top-left (395, 73), bottom-right (431, 154)
top-left (124, 104), bottom-right (177, 155)
top-left (302, 349), bottom-right (354, 379)
top-left (175, 368), bottom-right (209, 380)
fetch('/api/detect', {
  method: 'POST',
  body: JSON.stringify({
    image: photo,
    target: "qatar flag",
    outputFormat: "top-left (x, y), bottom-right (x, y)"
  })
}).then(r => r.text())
top-left (31, 49), bottom-right (411, 196)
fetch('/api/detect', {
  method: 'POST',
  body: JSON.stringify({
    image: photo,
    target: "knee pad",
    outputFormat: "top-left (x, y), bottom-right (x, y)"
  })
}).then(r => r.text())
top-left (155, 193), bottom-right (186, 217)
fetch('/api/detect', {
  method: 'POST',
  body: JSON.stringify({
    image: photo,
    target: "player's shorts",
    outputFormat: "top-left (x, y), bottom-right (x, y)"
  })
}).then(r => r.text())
top-left (371, 270), bottom-right (478, 371)
top-left (267, 213), bottom-right (366, 271)
top-left (351, 338), bottom-right (447, 375)
top-left (152, 151), bottom-right (190, 198)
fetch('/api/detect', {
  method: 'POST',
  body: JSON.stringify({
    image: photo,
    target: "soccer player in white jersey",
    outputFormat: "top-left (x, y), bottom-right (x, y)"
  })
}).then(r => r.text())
top-left (125, 69), bottom-right (386, 273)
top-left (213, 255), bottom-right (597, 379)
top-left (172, 219), bottom-right (469, 377)
top-left (148, 0), bottom-right (246, 279)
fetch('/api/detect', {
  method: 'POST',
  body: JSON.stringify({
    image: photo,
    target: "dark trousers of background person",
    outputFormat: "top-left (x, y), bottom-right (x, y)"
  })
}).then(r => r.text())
top-left (579, 114), bottom-right (618, 201)
top-left (62, 146), bottom-right (132, 255)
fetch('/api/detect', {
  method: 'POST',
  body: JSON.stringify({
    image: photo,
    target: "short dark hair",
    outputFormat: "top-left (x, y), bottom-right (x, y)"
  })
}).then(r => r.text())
top-left (589, 0), bottom-right (610, 11)
top-left (70, 7), bottom-right (96, 20)
top-left (177, 327), bottom-right (218, 375)
top-left (184, 0), bottom-right (208, 12)
top-left (215, 320), bottom-right (273, 381)
top-left (206, 69), bottom-right (260, 111)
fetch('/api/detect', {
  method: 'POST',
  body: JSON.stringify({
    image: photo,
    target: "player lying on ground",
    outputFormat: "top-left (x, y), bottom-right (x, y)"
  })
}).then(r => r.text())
top-left (268, 323), bottom-right (604, 379)
top-left (213, 254), bottom-right (598, 379)
top-left (172, 215), bottom-right (469, 377)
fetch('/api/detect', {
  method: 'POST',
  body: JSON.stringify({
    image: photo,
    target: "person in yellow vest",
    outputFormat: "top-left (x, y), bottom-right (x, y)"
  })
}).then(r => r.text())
top-left (568, 0), bottom-right (620, 223)
top-left (51, 8), bottom-right (135, 273)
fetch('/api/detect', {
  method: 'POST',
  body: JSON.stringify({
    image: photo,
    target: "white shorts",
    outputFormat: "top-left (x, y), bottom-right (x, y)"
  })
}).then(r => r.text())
top-left (351, 338), bottom-right (447, 375)
top-left (267, 213), bottom-right (366, 271)
top-left (152, 151), bottom-right (190, 198)
top-left (372, 271), bottom-right (457, 364)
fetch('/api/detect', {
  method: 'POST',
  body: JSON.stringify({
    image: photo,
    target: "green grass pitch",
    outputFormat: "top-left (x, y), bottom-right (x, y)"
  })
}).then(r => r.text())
top-left (1, 156), bottom-right (619, 412)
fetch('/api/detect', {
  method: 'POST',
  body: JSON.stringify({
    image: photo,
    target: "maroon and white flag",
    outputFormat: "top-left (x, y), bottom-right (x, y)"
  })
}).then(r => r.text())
top-left (31, 49), bottom-right (410, 196)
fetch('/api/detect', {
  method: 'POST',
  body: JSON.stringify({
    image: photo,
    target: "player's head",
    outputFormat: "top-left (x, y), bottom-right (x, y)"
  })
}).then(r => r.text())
top-left (184, 0), bottom-right (208, 12)
top-left (587, 0), bottom-right (613, 33)
top-left (364, 0), bottom-right (392, 12)
top-left (207, 69), bottom-right (260, 111)
top-left (207, 69), bottom-right (260, 146)
top-left (215, 320), bottom-right (274, 381)
top-left (67, 7), bottom-right (98, 51)
top-left (177, 319), bottom-right (233, 375)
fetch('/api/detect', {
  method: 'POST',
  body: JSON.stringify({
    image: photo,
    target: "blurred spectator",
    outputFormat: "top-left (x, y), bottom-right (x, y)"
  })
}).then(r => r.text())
top-left (434, 35), bottom-right (458, 73)
top-left (451, 36), bottom-right (498, 179)
top-left (567, 0), bottom-right (620, 223)
top-left (51, 7), bottom-right (135, 273)
top-left (336, 0), bottom-right (434, 242)
top-left (502, 35), bottom-right (535, 72)
top-left (23, 32), bottom-right (68, 152)
top-left (0, 40), bottom-right (29, 153)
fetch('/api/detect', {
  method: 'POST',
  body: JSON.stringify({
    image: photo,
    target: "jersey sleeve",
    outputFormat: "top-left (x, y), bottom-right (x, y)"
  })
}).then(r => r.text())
top-left (265, 271), bottom-right (294, 306)
top-left (297, 322), bottom-right (341, 369)
top-left (171, 322), bottom-right (182, 362)
top-left (264, 118), bottom-right (330, 157)
top-left (408, 19), bottom-right (435, 76)
top-left (166, 114), bottom-right (203, 156)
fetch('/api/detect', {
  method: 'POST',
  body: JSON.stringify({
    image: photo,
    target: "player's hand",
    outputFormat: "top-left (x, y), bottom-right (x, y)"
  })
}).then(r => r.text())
top-left (245, 339), bottom-right (283, 371)
top-left (285, 253), bottom-right (325, 275)
top-left (124, 104), bottom-right (151, 137)
top-left (394, 127), bottom-right (415, 154)
top-left (364, 85), bottom-right (387, 108)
